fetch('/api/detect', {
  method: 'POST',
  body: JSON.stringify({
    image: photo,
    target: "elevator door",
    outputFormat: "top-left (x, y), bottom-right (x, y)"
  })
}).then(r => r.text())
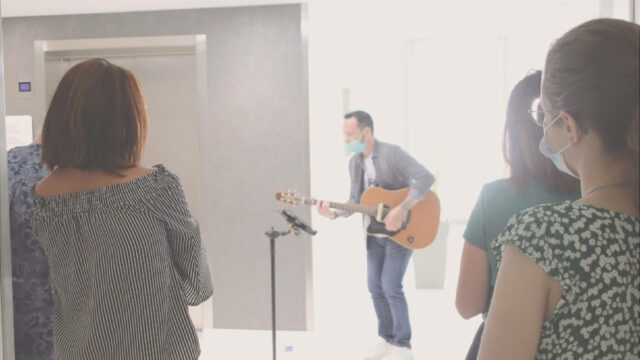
top-left (44, 51), bottom-right (207, 328)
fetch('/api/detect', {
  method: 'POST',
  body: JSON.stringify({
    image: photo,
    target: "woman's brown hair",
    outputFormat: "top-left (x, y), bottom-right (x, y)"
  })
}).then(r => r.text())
top-left (503, 70), bottom-right (579, 194)
top-left (42, 58), bottom-right (148, 174)
top-left (543, 18), bottom-right (639, 206)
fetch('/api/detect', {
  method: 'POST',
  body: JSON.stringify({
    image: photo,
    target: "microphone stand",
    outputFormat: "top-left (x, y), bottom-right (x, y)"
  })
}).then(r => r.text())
top-left (266, 208), bottom-right (316, 360)
top-left (264, 226), bottom-right (299, 360)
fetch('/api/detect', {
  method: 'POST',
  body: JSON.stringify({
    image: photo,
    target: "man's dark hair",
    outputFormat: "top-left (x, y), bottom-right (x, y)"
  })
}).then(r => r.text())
top-left (344, 110), bottom-right (374, 134)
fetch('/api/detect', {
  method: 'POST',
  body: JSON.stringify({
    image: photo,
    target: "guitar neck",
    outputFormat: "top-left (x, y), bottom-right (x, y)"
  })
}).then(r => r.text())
top-left (300, 197), bottom-right (377, 216)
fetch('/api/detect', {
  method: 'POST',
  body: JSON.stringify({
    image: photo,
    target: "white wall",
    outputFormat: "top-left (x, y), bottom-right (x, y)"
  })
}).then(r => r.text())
top-left (306, 0), bottom-right (607, 357)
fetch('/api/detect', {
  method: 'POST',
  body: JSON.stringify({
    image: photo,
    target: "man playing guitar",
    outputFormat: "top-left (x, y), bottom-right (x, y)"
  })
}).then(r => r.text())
top-left (317, 111), bottom-right (435, 360)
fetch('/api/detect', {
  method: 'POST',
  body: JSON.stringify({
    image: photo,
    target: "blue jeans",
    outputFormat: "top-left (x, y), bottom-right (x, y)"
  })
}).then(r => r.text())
top-left (367, 236), bottom-right (413, 348)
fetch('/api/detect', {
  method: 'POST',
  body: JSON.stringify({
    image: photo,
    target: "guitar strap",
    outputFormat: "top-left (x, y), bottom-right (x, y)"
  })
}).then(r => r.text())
top-left (359, 162), bottom-right (370, 230)
top-left (359, 163), bottom-right (365, 196)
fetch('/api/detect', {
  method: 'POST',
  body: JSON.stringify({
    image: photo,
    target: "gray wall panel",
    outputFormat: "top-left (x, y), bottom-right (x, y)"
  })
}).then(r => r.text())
top-left (2, 5), bottom-right (312, 330)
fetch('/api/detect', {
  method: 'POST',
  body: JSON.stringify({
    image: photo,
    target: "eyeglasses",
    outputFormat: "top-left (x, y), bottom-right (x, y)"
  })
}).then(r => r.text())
top-left (527, 109), bottom-right (545, 126)
top-left (528, 108), bottom-right (560, 127)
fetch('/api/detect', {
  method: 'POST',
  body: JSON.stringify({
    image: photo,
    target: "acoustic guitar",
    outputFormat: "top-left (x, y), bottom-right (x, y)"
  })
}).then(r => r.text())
top-left (276, 187), bottom-right (440, 250)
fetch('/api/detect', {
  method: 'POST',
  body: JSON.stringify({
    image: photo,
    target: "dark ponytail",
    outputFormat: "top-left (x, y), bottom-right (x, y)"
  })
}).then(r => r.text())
top-left (503, 70), bottom-right (579, 194)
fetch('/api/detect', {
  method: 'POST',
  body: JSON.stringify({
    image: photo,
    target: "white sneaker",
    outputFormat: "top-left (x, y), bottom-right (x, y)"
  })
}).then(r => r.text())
top-left (381, 345), bottom-right (414, 360)
top-left (364, 339), bottom-right (393, 360)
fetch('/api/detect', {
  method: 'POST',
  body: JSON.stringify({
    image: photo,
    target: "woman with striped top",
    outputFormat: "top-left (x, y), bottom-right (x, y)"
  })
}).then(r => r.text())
top-left (32, 58), bottom-right (213, 359)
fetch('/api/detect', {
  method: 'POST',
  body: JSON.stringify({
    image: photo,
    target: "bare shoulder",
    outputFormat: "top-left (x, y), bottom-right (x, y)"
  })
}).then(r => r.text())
top-left (34, 174), bottom-right (59, 197)
top-left (34, 166), bottom-right (157, 197)
top-left (35, 169), bottom-right (82, 197)
top-left (102, 166), bottom-right (157, 185)
top-left (124, 166), bottom-right (156, 178)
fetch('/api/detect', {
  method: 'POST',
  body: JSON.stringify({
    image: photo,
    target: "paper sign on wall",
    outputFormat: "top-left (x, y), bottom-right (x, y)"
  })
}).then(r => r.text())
top-left (5, 115), bottom-right (33, 150)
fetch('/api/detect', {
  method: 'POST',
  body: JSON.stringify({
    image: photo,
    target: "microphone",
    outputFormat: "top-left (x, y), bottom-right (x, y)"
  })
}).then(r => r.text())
top-left (280, 210), bottom-right (317, 236)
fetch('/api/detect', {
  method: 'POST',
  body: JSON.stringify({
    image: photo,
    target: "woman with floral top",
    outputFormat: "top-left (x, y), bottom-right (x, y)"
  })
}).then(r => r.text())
top-left (479, 18), bottom-right (639, 359)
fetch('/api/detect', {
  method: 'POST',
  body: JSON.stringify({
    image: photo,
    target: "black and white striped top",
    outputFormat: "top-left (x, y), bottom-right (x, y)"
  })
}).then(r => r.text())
top-left (32, 164), bottom-right (213, 360)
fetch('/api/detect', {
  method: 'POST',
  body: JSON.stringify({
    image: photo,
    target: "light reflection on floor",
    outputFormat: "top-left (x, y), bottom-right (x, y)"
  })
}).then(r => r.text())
top-left (198, 224), bottom-right (481, 359)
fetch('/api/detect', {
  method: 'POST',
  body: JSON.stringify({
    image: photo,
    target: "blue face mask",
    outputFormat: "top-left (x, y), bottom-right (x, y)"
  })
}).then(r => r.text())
top-left (538, 114), bottom-right (578, 178)
top-left (347, 133), bottom-right (366, 154)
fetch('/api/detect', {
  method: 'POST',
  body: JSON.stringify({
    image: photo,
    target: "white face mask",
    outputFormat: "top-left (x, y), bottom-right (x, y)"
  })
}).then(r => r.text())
top-left (538, 113), bottom-right (579, 178)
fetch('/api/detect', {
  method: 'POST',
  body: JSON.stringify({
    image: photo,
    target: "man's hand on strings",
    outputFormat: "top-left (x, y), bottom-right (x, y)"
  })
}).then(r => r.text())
top-left (384, 206), bottom-right (407, 232)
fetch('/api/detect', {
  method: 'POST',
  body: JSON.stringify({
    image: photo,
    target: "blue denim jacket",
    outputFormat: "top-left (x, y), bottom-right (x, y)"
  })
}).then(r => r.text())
top-left (342, 140), bottom-right (434, 216)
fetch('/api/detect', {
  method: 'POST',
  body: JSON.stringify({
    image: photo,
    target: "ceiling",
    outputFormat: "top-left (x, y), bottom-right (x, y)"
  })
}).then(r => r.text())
top-left (1, 0), bottom-right (306, 18)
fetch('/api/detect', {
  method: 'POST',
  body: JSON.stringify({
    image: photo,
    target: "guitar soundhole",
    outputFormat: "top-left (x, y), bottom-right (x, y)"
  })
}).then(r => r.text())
top-left (407, 236), bottom-right (414, 244)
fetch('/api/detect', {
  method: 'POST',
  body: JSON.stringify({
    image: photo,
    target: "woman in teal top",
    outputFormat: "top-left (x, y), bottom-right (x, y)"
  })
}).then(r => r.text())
top-left (455, 70), bottom-right (579, 359)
